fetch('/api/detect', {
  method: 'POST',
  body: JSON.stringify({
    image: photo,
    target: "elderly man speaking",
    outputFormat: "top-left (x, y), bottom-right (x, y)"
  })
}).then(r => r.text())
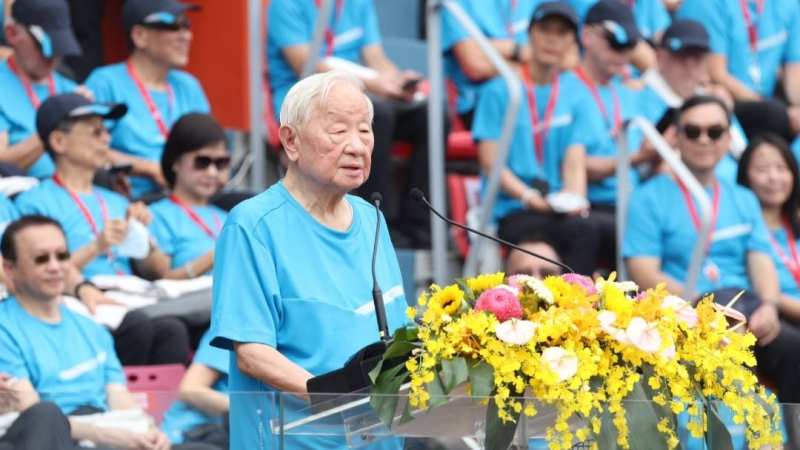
top-left (209, 71), bottom-right (408, 449)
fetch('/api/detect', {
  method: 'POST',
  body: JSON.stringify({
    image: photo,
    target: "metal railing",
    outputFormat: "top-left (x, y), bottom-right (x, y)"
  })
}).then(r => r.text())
top-left (616, 117), bottom-right (711, 299)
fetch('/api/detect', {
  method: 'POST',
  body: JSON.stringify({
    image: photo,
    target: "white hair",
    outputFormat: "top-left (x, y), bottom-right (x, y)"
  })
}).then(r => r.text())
top-left (279, 71), bottom-right (374, 127)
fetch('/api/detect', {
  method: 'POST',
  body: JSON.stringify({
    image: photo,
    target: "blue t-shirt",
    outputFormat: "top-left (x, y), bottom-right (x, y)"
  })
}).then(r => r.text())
top-left (85, 63), bottom-right (210, 197)
top-left (209, 181), bottom-right (408, 450)
top-left (0, 193), bottom-right (19, 241)
top-left (0, 60), bottom-right (77, 178)
top-left (0, 298), bottom-right (126, 414)
top-left (472, 72), bottom-right (596, 221)
top-left (677, 0), bottom-right (800, 98)
top-left (442, 0), bottom-right (539, 115)
top-left (623, 174), bottom-right (772, 295)
top-left (563, 0), bottom-right (670, 41)
top-left (768, 226), bottom-right (800, 299)
top-left (267, 0), bottom-right (382, 122)
top-left (14, 179), bottom-right (133, 278)
top-left (161, 331), bottom-right (229, 444)
top-left (149, 197), bottom-right (227, 271)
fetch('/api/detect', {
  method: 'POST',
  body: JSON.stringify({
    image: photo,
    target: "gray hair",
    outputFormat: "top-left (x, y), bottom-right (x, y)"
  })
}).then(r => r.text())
top-left (279, 71), bottom-right (374, 127)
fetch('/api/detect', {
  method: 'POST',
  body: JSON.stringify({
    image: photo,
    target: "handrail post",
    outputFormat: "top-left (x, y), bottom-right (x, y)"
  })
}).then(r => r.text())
top-left (302, 0), bottom-right (334, 80)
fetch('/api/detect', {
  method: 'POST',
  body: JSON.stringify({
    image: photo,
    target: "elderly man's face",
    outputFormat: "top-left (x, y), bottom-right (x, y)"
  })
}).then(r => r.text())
top-left (291, 82), bottom-right (374, 193)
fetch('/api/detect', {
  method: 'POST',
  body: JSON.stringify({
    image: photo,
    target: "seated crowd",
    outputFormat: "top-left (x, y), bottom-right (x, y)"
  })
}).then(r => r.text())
top-left (0, 0), bottom-right (800, 448)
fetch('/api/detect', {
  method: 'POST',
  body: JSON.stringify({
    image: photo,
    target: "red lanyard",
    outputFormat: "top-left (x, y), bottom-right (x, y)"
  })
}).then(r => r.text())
top-left (768, 216), bottom-right (800, 288)
top-left (315, 0), bottom-right (345, 56)
top-left (574, 68), bottom-right (622, 138)
top-left (126, 60), bottom-right (174, 138)
top-left (739, 0), bottom-right (764, 53)
top-left (505, 0), bottom-right (518, 37)
top-left (628, 0), bottom-right (635, 7)
top-left (168, 194), bottom-right (222, 239)
top-left (676, 179), bottom-right (720, 254)
top-left (52, 175), bottom-right (109, 236)
top-left (521, 65), bottom-right (559, 166)
top-left (7, 58), bottom-right (55, 109)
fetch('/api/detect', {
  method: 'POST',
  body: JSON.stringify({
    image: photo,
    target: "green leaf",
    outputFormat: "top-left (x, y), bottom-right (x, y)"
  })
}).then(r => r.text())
top-left (590, 379), bottom-right (671, 450)
top-left (427, 369), bottom-right (450, 409)
top-left (441, 357), bottom-right (469, 394)
top-left (485, 390), bottom-right (523, 450)
top-left (640, 365), bottom-right (677, 432)
top-left (466, 359), bottom-right (495, 401)
top-left (382, 340), bottom-right (419, 361)
top-left (369, 363), bottom-right (408, 429)
top-left (368, 359), bottom-right (384, 384)
top-left (705, 401), bottom-right (734, 450)
top-left (456, 278), bottom-right (475, 300)
top-left (399, 400), bottom-right (414, 426)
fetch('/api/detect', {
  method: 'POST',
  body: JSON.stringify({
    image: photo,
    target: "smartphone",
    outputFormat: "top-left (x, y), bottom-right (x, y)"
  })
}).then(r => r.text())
top-left (402, 77), bottom-right (422, 91)
top-left (109, 162), bottom-right (134, 175)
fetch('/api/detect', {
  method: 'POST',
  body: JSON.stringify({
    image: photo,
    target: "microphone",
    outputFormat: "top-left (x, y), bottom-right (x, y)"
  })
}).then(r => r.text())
top-left (410, 188), bottom-right (575, 274)
top-left (369, 192), bottom-right (390, 342)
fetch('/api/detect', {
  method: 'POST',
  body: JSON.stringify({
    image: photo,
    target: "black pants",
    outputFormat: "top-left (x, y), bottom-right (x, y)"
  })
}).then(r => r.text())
top-left (734, 100), bottom-right (793, 142)
top-left (498, 209), bottom-right (602, 276)
top-left (0, 402), bottom-right (72, 450)
top-left (63, 0), bottom-right (106, 83)
top-left (113, 310), bottom-right (190, 366)
top-left (587, 205), bottom-right (617, 271)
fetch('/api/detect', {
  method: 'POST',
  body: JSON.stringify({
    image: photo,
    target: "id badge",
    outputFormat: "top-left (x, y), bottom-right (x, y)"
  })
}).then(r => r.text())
top-left (703, 259), bottom-right (721, 288)
top-left (749, 59), bottom-right (762, 90)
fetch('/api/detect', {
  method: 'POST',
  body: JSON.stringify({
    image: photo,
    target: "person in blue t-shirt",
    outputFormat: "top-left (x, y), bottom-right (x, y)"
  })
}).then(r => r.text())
top-left (472, 1), bottom-right (602, 275)
top-left (441, 0), bottom-right (540, 125)
top-left (267, 0), bottom-right (436, 248)
top-left (623, 97), bottom-right (800, 442)
top-left (210, 72), bottom-right (408, 450)
top-left (150, 113), bottom-right (229, 279)
top-left (564, 0), bottom-right (670, 41)
top-left (85, 0), bottom-right (209, 199)
top-left (161, 331), bottom-right (229, 447)
top-left (0, 0), bottom-right (88, 179)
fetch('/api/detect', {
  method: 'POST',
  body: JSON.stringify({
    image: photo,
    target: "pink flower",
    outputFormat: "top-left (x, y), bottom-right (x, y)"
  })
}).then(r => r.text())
top-left (474, 286), bottom-right (524, 322)
top-left (633, 291), bottom-right (648, 302)
top-left (561, 273), bottom-right (597, 295)
top-left (507, 274), bottom-right (529, 290)
top-left (626, 317), bottom-right (662, 354)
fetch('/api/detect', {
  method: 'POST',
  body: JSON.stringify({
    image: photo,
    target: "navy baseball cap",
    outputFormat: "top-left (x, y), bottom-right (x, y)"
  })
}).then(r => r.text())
top-left (11, 0), bottom-right (81, 58)
top-left (36, 94), bottom-right (128, 144)
top-left (529, 1), bottom-right (579, 31)
top-left (584, 0), bottom-right (641, 47)
top-left (122, 0), bottom-right (201, 35)
top-left (660, 20), bottom-right (710, 53)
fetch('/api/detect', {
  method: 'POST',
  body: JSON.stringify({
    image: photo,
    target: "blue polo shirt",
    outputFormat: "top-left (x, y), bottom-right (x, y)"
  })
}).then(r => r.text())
top-left (472, 72), bottom-right (597, 221)
top-left (267, 0), bottom-right (382, 122)
top-left (209, 181), bottom-right (408, 450)
top-left (623, 174), bottom-right (772, 295)
top-left (161, 331), bottom-right (229, 444)
top-left (149, 197), bottom-right (227, 271)
top-left (564, 0), bottom-right (670, 40)
top-left (767, 226), bottom-right (800, 299)
top-left (0, 60), bottom-right (77, 178)
top-left (0, 298), bottom-right (126, 414)
top-left (442, 0), bottom-right (540, 116)
top-left (677, 0), bottom-right (800, 98)
top-left (14, 179), bottom-right (133, 278)
top-left (85, 63), bottom-right (210, 197)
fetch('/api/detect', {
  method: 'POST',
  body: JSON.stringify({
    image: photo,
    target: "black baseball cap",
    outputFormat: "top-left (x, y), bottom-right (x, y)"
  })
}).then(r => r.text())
top-left (36, 94), bottom-right (128, 145)
top-left (584, 0), bottom-right (641, 48)
top-left (122, 0), bottom-right (201, 35)
top-left (529, 1), bottom-right (579, 31)
top-left (11, 0), bottom-right (81, 58)
top-left (659, 19), bottom-right (710, 53)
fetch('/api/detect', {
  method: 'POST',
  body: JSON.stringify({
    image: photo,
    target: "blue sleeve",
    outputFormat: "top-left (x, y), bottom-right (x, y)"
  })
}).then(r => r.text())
top-left (84, 70), bottom-right (114, 103)
top-left (209, 222), bottom-right (282, 351)
top-left (186, 75), bottom-right (210, 113)
top-left (193, 333), bottom-right (229, 375)
top-left (149, 212), bottom-right (175, 257)
top-left (472, 79), bottom-right (512, 142)
top-left (362, 0), bottom-right (382, 46)
top-left (677, 0), bottom-right (728, 56)
top-left (101, 328), bottom-right (126, 385)
top-left (622, 186), bottom-right (664, 258)
top-left (651, 0), bottom-right (672, 36)
top-left (0, 328), bottom-right (28, 380)
top-left (0, 108), bottom-right (10, 133)
top-left (441, 0), bottom-right (471, 51)
top-left (14, 191), bottom-right (42, 216)
top-left (785, 2), bottom-right (800, 63)
top-left (744, 191), bottom-right (773, 255)
top-left (569, 97), bottom-right (594, 147)
top-left (0, 195), bottom-right (18, 221)
top-left (268, 1), bottom-right (312, 50)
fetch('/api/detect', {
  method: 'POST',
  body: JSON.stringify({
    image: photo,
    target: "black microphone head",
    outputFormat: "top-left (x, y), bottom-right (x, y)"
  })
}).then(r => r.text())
top-left (370, 192), bottom-right (382, 205)
top-left (410, 188), bottom-right (426, 203)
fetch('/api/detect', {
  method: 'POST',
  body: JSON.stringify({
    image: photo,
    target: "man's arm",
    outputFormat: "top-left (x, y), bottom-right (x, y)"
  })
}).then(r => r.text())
top-left (0, 133), bottom-right (45, 172)
top-left (450, 38), bottom-right (524, 81)
top-left (234, 342), bottom-right (314, 402)
top-left (626, 257), bottom-right (686, 296)
top-left (561, 145), bottom-right (587, 196)
top-left (478, 140), bottom-right (551, 213)
top-left (104, 149), bottom-right (168, 190)
top-left (708, 54), bottom-right (762, 101)
top-left (177, 363), bottom-right (229, 415)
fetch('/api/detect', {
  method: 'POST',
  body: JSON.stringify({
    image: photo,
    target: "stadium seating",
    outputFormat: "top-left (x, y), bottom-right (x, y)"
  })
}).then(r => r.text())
top-left (123, 364), bottom-right (186, 425)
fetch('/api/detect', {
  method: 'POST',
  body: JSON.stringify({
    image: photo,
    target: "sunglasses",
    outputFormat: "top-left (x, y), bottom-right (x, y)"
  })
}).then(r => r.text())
top-left (143, 19), bottom-right (192, 32)
top-left (679, 124), bottom-right (729, 141)
top-left (193, 156), bottom-right (231, 171)
top-left (603, 32), bottom-right (637, 52)
top-left (32, 251), bottom-right (71, 265)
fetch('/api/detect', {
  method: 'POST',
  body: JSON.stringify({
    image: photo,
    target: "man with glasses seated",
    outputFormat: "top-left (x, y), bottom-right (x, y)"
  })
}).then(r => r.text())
top-left (13, 93), bottom-right (190, 367)
top-left (0, 0), bottom-right (88, 179)
top-left (86, 0), bottom-right (210, 199)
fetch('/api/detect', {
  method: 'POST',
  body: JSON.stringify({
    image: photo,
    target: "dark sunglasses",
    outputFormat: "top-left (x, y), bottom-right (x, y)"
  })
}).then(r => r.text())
top-left (193, 156), bottom-right (231, 171)
top-left (604, 32), bottom-right (637, 52)
top-left (32, 251), bottom-right (71, 265)
top-left (679, 124), bottom-right (729, 141)
top-left (143, 19), bottom-right (192, 32)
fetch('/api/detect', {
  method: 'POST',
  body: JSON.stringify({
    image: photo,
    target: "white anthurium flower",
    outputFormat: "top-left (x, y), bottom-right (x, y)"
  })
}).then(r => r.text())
top-left (541, 347), bottom-right (579, 382)
top-left (712, 303), bottom-right (747, 324)
top-left (626, 317), bottom-right (662, 354)
top-left (661, 295), bottom-right (699, 328)
top-left (597, 280), bottom-right (639, 295)
top-left (524, 278), bottom-right (554, 304)
top-left (660, 341), bottom-right (676, 360)
top-left (495, 319), bottom-right (539, 345)
top-left (597, 310), bottom-right (617, 327)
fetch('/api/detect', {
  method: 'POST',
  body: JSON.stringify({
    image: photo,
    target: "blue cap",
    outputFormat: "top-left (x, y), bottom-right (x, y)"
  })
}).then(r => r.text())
top-left (11, 0), bottom-right (81, 58)
top-left (530, 1), bottom-right (579, 31)
top-left (584, 0), bottom-right (641, 46)
top-left (122, 0), bottom-right (200, 35)
top-left (660, 20), bottom-right (710, 53)
top-left (37, 93), bottom-right (128, 144)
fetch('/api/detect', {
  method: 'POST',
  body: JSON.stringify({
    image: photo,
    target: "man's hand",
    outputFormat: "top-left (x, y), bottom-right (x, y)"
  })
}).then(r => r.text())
top-left (0, 374), bottom-right (19, 414)
top-left (749, 303), bottom-right (781, 347)
top-left (363, 72), bottom-right (405, 100)
top-left (144, 161), bottom-right (169, 189)
top-left (76, 284), bottom-right (126, 315)
top-left (96, 220), bottom-right (128, 253)
top-left (127, 202), bottom-right (153, 226)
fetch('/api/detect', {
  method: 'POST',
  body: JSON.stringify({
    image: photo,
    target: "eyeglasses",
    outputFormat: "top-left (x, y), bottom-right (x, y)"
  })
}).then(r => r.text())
top-left (74, 125), bottom-right (109, 139)
top-left (193, 156), bottom-right (231, 171)
top-left (32, 251), bottom-right (71, 265)
top-left (679, 124), bottom-right (729, 141)
top-left (144, 19), bottom-right (192, 32)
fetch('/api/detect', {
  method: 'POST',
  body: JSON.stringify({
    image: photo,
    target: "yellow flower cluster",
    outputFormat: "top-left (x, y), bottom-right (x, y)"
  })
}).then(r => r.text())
top-left (404, 274), bottom-right (781, 450)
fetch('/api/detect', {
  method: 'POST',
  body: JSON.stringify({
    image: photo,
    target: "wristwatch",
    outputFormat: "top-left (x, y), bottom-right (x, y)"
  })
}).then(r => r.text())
top-left (74, 280), bottom-right (97, 300)
top-left (511, 43), bottom-right (522, 62)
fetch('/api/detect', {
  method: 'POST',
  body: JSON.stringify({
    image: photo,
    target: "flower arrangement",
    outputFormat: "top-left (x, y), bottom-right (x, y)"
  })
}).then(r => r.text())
top-left (370, 273), bottom-right (781, 450)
